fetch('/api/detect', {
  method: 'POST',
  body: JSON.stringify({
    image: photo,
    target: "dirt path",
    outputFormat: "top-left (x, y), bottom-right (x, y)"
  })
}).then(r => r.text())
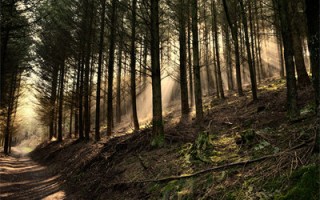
top-left (0, 147), bottom-right (65, 200)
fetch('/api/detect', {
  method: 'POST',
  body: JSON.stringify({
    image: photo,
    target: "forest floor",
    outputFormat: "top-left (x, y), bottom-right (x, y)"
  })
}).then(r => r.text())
top-left (1, 77), bottom-right (319, 200)
top-left (0, 147), bottom-right (65, 199)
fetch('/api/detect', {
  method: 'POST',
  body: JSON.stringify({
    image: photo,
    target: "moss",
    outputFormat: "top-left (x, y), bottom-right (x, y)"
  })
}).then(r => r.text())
top-left (151, 134), bottom-right (165, 147)
top-left (149, 179), bottom-right (194, 199)
top-left (237, 129), bottom-right (256, 146)
top-left (190, 132), bottom-right (215, 163)
top-left (275, 164), bottom-right (320, 200)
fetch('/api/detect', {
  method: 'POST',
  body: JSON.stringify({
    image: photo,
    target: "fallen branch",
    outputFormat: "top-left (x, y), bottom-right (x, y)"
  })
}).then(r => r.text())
top-left (108, 139), bottom-right (313, 186)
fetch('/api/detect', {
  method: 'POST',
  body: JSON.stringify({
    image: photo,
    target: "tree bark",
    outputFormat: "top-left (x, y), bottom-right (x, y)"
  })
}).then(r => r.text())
top-left (224, 22), bottom-right (234, 91)
top-left (239, 0), bottom-right (258, 101)
top-left (305, 0), bottom-right (319, 109)
top-left (187, 0), bottom-right (194, 107)
top-left (84, 0), bottom-right (94, 140)
top-left (212, 0), bottom-right (225, 99)
top-left (79, 55), bottom-right (85, 140)
top-left (49, 66), bottom-right (59, 140)
top-left (179, 0), bottom-right (190, 116)
top-left (222, 0), bottom-right (243, 96)
top-left (74, 55), bottom-right (81, 138)
top-left (289, 2), bottom-right (310, 87)
top-left (151, 0), bottom-right (164, 146)
top-left (58, 61), bottom-right (65, 142)
top-left (116, 46), bottom-right (123, 123)
top-left (305, 0), bottom-right (320, 151)
top-left (95, 0), bottom-right (106, 141)
top-left (107, 0), bottom-right (117, 136)
top-left (278, 0), bottom-right (299, 119)
top-left (130, 0), bottom-right (140, 131)
top-left (192, 0), bottom-right (203, 122)
top-left (4, 69), bottom-right (17, 154)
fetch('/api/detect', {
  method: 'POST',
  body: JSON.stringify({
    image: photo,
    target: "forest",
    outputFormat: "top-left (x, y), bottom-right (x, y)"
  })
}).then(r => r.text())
top-left (0, 0), bottom-right (319, 199)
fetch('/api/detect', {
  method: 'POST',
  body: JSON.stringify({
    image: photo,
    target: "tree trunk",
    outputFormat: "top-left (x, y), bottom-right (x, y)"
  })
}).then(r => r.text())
top-left (179, 0), bottom-right (190, 116)
top-left (192, 0), bottom-right (203, 122)
top-left (58, 61), bottom-right (65, 142)
top-left (74, 55), bottom-right (81, 138)
top-left (49, 66), bottom-right (59, 140)
top-left (107, 0), bottom-right (117, 136)
top-left (212, 41), bottom-right (219, 98)
top-left (239, 0), bottom-right (258, 101)
top-left (84, 0), bottom-right (94, 140)
top-left (248, 0), bottom-right (258, 82)
top-left (79, 55), bottom-right (85, 140)
top-left (291, 31), bottom-right (311, 87)
top-left (222, 0), bottom-right (243, 96)
top-left (204, 5), bottom-right (211, 96)
top-left (212, 0), bottom-right (225, 99)
top-left (95, 0), bottom-right (106, 141)
top-left (142, 36), bottom-right (148, 86)
top-left (305, 0), bottom-right (320, 151)
top-left (278, 0), bottom-right (299, 119)
top-left (290, 2), bottom-right (311, 87)
top-left (151, 0), bottom-right (164, 146)
top-left (187, 0), bottom-right (194, 107)
top-left (4, 70), bottom-right (17, 154)
top-left (116, 46), bottom-right (123, 123)
top-left (305, 0), bottom-right (319, 108)
top-left (224, 23), bottom-right (234, 91)
top-left (130, 0), bottom-right (140, 131)
top-left (69, 76), bottom-right (76, 138)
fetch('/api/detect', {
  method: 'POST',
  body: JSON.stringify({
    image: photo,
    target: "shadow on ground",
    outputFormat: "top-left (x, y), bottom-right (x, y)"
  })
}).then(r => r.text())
top-left (0, 147), bottom-right (65, 200)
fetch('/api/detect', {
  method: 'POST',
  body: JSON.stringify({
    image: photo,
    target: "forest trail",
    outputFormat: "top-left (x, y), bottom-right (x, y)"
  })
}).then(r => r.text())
top-left (0, 147), bottom-right (65, 200)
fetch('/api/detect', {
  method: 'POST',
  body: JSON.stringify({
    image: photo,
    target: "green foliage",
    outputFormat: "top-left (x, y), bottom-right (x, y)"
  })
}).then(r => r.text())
top-left (191, 132), bottom-right (215, 163)
top-left (300, 102), bottom-right (316, 116)
top-left (228, 178), bottom-right (278, 200)
top-left (253, 140), bottom-right (270, 151)
top-left (179, 132), bottom-right (218, 163)
top-left (275, 164), bottom-right (320, 200)
top-left (151, 134), bottom-right (165, 148)
top-left (238, 129), bottom-right (256, 145)
top-left (149, 179), bottom-right (194, 199)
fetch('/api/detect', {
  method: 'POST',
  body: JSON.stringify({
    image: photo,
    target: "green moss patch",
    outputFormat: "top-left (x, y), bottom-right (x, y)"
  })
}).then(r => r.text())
top-left (275, 164), bottom-right (320, 200)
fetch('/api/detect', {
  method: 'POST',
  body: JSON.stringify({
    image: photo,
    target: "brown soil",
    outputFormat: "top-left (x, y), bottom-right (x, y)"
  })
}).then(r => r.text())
top-left (0, 147), bottom-right (65, 200)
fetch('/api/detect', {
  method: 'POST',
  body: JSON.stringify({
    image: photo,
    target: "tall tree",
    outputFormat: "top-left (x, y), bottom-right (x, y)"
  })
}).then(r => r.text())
top-left (1, 0), bottom-right (31, 154)
top-left (178, 0), bottom-right (190, 116)
top-left (223, 21), bottom-right (234, 91)
top-left (290, 2), bottom-right (310, 87)
top-left (84, 0), bottom-right (94, 140)
top-left (107, 0), bottom-right (117, 136)
top-left (239, 0), bottom-right (258, 101)
top-left (130, 0), bottom-right (140, 131)
top-left (192, 0), bottom-right (203, 122)
top-left (212, 0), bottom-right (225, 99)
top-left (187, 0), bottom-right (194, 106)
top-left (49, 67), bottom-right (59, 140)
top-left (116, 46), bottom-right (123, 123)
top-left (305, 0), bottom-right (319, 151)
top-left (278, 0), bottom-right (299, 118)
top-left (58, 60), bottom-right (66, 142)
top-left (151, 0), bottom-right (164, 146)
top-left (305, 0), bottom-right (319, 107)
top-left (95, 0), bottom-right (106, 141)
top-left (222, 0), bottom-right (244, 96)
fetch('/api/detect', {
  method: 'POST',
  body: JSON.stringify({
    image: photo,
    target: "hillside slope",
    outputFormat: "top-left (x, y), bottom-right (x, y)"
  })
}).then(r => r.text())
top-left (30, 78), bottom-right (319, 200)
